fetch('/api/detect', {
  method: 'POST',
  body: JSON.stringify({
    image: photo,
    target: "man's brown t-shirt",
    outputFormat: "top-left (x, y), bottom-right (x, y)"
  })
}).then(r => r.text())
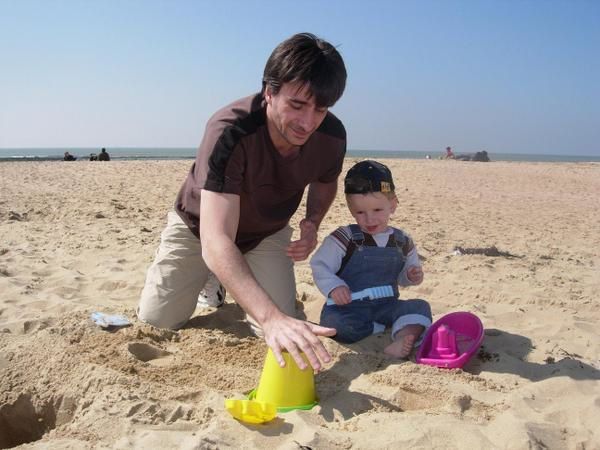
top-left (175, 93), bottom-right (346, 253)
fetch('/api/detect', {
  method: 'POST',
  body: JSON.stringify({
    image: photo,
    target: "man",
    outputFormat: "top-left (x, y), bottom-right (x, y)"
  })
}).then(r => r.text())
top-left (137, 33), bottom-right (347, 371)
top-left (98, 148), bottom-right (110, 161)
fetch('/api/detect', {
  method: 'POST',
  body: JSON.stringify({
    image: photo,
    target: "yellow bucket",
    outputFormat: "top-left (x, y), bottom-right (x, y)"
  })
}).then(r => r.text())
top-left (248, 349), bottom-right (318, 412)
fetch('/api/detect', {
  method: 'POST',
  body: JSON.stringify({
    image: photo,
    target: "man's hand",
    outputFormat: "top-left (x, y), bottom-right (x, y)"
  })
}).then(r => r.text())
top-left (329, 285), bottom-right (351, 305)
top-left (407, 265), bottom-right (424, 285)
top-left (286, 219), bottom-right (318, 262)
top-left (262, 310), bottom-right (336, 371)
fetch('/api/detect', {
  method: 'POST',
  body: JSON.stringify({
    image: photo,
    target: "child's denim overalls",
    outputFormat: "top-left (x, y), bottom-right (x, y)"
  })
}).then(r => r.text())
top-left (320, 225), bottom-right (432, 343)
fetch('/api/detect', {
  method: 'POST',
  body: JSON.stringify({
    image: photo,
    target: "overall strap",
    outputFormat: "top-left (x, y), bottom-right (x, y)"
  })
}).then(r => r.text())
top-left (388, 228), bottom-right (406, 248)
top-left (389, 228), bottom-right (414, 257)
top-left (336, 225), bottom-right (375, 275)
top-left (348, 224), bottom-right (365, 247)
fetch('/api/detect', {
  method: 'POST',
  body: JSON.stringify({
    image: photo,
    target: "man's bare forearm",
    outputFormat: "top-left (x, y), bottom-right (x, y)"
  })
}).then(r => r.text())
top-left (199, 190), bottom-right (282, 326)
top-left (202, 234), bottom-right (281, 325)
top-left (305, 181), bottom-right (338, 229)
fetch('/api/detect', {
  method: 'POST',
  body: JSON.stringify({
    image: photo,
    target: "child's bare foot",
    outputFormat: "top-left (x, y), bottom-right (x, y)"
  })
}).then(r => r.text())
top-left (384, 334), bottom-right (416, 358)
top-left (384, 324), bottom-right (424, 359)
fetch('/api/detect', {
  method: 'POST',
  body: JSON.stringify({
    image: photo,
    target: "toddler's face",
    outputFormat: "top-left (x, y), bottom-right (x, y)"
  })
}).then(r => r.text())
top-left (346, 192), bottom-right (397, 235)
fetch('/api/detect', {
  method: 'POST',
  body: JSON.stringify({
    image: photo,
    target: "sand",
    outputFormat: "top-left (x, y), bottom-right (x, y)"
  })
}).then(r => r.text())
top-left (1, 158), bottom-right (599, 449)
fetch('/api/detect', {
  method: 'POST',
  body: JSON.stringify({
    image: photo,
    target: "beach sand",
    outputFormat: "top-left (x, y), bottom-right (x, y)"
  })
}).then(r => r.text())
top-left (1, 159), bottom-right (599, 449)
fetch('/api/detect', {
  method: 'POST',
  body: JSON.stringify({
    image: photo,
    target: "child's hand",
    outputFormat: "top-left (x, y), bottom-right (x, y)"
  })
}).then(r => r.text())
top-left (407, 266), bottom-right (424, 285)
top-left (329, 286), bottom-right (351, 305)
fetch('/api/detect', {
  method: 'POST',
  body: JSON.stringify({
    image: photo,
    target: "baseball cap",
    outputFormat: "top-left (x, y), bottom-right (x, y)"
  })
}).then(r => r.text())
top-left (344, 160), bottom-right (395, 194)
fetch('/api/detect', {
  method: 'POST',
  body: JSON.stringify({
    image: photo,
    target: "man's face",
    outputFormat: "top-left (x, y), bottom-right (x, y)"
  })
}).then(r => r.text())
top-left (264, 82), bottom-right (328, 153)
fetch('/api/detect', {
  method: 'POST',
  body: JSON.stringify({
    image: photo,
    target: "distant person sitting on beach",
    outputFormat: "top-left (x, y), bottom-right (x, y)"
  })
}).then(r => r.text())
top-left (455, 150), bottom-right (491, 162)
top-left (137, 32), bottom-right (348, 371)
top-left (471, 150), bottom-right (490, 162)
top-left (445, 146), bottom-right (455, 159)
top-left (89, 153), bottom-right (98, 161)
top-left (310, 160), bottom-right (432, 358)
top-left (98, 148), bottom-right (110, 161)
top-left (63, 152), bottom-right (76, 161)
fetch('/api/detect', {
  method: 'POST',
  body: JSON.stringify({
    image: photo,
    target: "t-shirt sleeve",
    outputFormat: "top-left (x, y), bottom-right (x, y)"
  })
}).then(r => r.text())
top-left (316, 114), bottom-right (347, 183)
top-left (317, 145), bottom-right (346, 184)
top-left (201, 119), bottom-right (247, 195)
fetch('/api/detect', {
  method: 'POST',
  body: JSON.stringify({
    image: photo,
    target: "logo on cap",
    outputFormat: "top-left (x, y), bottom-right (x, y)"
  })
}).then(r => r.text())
top-left (380, 181), bottom-right (392, 193)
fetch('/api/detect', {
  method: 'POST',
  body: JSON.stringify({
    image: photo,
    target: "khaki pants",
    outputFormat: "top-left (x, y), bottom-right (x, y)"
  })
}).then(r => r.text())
top-left (137, 211), bottom-right (296, 332)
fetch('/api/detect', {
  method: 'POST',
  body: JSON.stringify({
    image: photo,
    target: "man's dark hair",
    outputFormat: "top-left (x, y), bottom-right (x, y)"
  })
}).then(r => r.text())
top-left (262, 32), bottom-right (347, 108)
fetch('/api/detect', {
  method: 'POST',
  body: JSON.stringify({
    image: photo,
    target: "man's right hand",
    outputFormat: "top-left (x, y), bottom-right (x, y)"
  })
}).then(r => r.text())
top-left (261, 310), bottom-right (336, 372)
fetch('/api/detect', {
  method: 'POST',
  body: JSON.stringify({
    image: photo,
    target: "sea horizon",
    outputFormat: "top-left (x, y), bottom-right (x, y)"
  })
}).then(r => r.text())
top-left (1, 147), bottom-right (599, 163)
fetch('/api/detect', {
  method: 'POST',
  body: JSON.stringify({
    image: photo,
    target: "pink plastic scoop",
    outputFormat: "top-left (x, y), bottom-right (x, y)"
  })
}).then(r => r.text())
top-left (416, 311), bottom-right (484, 369)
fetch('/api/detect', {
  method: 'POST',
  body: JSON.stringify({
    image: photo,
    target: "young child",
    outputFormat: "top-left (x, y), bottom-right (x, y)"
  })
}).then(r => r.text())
top-left (310, 160), bottom-right (432, 358)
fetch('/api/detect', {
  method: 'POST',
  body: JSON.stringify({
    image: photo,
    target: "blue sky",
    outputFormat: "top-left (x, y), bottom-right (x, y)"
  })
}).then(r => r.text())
top-left (1, 0), bottom-right (599, 155)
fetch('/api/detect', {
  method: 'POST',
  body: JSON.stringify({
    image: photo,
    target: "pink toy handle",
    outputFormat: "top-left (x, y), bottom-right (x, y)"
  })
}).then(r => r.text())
top-left (435, 325), bottom-right (458, 358)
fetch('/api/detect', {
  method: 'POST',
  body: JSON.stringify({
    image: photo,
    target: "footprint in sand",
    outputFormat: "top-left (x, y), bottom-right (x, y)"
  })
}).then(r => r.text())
top-left (23, 318), bottom-right (56, 334)
top-left (128, 342), bottom-right (173, 366)
top-left (99, 280), bottom-right (128, 291)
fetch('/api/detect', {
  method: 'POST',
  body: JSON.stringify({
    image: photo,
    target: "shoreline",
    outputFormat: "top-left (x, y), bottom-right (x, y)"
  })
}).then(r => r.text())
top-left (2, 150), bottom-right (600, 163)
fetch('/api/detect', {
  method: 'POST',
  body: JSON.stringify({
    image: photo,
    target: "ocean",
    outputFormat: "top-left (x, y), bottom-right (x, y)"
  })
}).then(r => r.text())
top-left (0, 147), bottom-right (599, 163)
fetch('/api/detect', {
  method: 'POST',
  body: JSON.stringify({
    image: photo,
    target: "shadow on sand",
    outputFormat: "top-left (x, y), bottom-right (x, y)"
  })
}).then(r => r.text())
top-left (469, 328), bottom-right (600, 382)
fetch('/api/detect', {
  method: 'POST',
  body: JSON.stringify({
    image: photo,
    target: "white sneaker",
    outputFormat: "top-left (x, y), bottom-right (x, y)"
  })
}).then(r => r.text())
top-left (197, 273), bottom-right (226, 308)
